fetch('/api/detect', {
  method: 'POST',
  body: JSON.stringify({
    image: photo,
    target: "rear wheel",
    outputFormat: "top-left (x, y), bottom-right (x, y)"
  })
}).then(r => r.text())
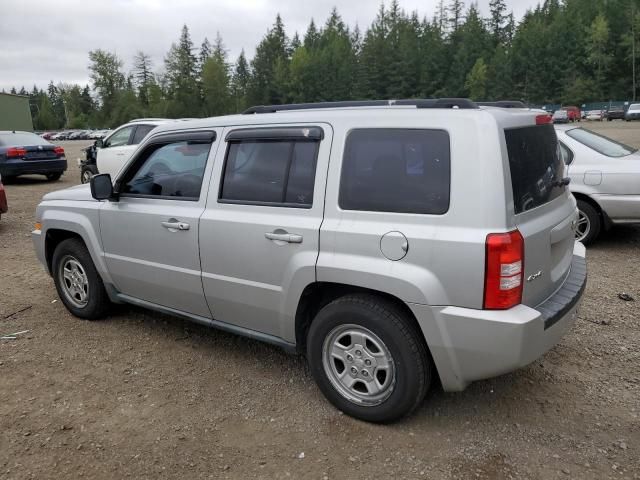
top-left (575, 200), bottom-right (601, 245)
top-left (52, 238), bottom-right (111, 319)
top-left (46, 172), bottom-right (62, 181)
top-left (307, 294), bottom-right (431, 423)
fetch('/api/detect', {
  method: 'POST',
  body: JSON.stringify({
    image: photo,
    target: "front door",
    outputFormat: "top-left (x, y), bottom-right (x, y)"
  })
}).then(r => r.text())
top-left (97, 125), bottom-right (136, 178)
top-left (199, 124), bottom-right (332, 340)
top-left (100, 130), bottom-right (219, 317)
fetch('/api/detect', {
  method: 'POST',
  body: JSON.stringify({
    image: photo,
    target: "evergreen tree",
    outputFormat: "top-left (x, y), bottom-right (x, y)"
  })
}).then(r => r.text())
top-left (133, 51), bottom-right (154, 107)
top-left (231, 50), bottom-right (250, 111)
top-left (164, 25), bottom-right (200, 117)
top-left (248, 14), bottom-right (289, 105)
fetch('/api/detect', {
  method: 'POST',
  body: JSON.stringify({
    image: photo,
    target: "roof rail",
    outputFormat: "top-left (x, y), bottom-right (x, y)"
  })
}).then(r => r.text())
top-left (127, 118), bottom-right (169, 123)
top-left (242, 98), bottom-right (478, 114)
top-left (476, 100), bottom-right (527, 108)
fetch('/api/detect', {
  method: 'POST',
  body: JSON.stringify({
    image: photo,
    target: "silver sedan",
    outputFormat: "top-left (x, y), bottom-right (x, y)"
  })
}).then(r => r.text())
top-left (556, 125), bottom-right (640, 244)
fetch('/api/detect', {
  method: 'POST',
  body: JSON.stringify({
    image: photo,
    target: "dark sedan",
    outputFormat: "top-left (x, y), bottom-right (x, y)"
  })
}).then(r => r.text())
top-left (0, 131), bottom-right (67, 181)
top-left (605, 106), bottom-right (625, 121)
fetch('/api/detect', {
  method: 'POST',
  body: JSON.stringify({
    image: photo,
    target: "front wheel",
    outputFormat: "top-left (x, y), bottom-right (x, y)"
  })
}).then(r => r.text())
top-left (307, 294), bottom-right (432, 423)
top-left (80, 165), bottom-right (98, 184)
top-left (52, 238), bottom-right (111, 319)
top-left (576, 200), bottom-right (601, 245)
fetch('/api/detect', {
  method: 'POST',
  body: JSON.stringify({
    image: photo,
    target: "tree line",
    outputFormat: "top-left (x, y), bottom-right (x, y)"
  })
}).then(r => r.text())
top-left (6, 0), bottom-right (640, 130)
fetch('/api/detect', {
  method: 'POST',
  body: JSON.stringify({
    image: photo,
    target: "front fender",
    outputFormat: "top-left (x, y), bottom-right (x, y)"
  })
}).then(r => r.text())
top-left (38, 203), bottom-right (113, 285)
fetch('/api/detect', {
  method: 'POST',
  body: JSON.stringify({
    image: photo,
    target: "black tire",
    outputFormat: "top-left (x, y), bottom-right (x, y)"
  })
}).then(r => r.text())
top-left (1, 175), bottom-right (16, 184)
top-left (46, 172), bottom-right (62, 181)
top-left (80, 165), bottom-right (98, 184)
top-left (52, 238), bottom-right (111, 319)
top-left (576, 200), bottom-right (601, 245)
top-left (307, 294), bottom-right (432, 423)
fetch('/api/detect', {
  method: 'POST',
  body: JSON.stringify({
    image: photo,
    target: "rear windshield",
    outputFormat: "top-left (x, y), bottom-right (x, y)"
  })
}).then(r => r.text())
top-left (0, 132), bottom-right (50, 147)
top-left (505, 124), bottom-right (566, 214)
top-left (566, 128), bottom-right (637, 157)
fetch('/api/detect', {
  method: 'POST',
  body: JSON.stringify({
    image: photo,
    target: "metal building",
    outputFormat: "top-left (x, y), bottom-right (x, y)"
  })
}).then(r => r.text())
top-left (0, 92), bottom-right (34, 131)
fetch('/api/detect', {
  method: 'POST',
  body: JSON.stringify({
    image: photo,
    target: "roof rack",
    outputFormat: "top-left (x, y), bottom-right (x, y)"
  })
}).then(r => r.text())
top-left (242, 98), bottom-right (478, 114)
top-left (476, 100), bottom-right (527, 108)
top-left (127, 118), bottom-right (170, 123)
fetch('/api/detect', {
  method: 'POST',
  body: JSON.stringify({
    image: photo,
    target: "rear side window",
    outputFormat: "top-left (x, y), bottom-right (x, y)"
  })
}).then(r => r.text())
top-left (339, 129), bottom-right (450, 214)
top-left (220, 139), bottom-right (319, 207)
top-left (505, 125), bottom-right (565, 214)
top-left (132, 125), bottom-right (156, 144)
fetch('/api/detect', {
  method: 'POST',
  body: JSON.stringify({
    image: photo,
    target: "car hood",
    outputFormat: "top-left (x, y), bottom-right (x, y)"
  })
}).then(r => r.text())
top-left (42, 183), bottom-right (95, 202)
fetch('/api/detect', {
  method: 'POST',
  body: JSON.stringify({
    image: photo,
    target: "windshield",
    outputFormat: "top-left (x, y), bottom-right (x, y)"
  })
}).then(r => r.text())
top-left (566, 128), bottom-right (637, 158)
top-left (629, 104), bottom-right (640, 111)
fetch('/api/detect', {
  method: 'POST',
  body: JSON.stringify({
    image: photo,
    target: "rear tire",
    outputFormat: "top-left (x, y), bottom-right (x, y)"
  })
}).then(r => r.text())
top-left (307, 294), bottom-right (431, 423)
top-left (52, 238), bottom-right (111, 319)
top-left (46, 172), bottom-right (62, 181)
top-left (576, 200), bottom-right (601, 245)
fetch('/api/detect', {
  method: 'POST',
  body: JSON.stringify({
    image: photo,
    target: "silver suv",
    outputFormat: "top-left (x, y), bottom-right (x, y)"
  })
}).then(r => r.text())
top-left (33, 99), bottom-right (587, 423)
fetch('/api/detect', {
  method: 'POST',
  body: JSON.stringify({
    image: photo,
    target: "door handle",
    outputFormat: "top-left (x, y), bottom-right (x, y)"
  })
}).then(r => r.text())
top-left (162, 221), bottom-right (190, 231)
top-left (265, 231), bottom-right (303, 243)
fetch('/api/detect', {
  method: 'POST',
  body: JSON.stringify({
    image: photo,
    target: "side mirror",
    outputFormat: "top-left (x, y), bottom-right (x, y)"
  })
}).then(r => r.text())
top-left (95, 138), bottom-right (104, 148)
top-left (90, 174), bottom-right (116, 201)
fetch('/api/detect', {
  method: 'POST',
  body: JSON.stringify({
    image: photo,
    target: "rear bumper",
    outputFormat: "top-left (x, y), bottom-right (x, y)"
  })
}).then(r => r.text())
top-left (0, 159), bottom-right (67, 176)
top-left (410, 242), bottom-right (587, 392)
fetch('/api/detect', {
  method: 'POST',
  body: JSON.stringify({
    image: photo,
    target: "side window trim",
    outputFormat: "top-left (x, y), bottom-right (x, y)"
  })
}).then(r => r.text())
top-left (559, 140), bottom-right (574, 165)
top-left (115, 130), bottom-right (216, 201)
top-left (218, 127), bottom-right (322, 209)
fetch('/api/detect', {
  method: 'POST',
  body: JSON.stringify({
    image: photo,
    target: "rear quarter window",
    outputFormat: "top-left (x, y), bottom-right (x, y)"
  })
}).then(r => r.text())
top-left (505, 124), bottom-right (566, 214)
top-left (339, 129), bottom-right (450, 214)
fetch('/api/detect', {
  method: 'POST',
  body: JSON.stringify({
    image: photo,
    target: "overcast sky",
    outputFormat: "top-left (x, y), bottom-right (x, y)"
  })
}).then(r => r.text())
top-left (1, 0), bottom-right (536, 92)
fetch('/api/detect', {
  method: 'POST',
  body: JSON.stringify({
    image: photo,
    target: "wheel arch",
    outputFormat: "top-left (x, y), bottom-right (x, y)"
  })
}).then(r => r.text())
top-left (572, 192), bottom-right (613, 230)
top-left (294, 282), bottom-right (430, 357)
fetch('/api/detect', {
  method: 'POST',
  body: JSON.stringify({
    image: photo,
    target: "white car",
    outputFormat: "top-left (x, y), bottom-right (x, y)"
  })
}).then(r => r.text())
top-left (585, 110), bottom-right (603, 121)
top-left (556, 125), bottom-right (640, 244)
top-left (94, 119), bottom-right (171, 178)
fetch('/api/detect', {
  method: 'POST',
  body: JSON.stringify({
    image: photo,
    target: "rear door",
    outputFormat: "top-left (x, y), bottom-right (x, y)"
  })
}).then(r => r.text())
top-left (504, 123), bottom-right (577, 307)
top-left (199, 124), bottom-right (331, 339)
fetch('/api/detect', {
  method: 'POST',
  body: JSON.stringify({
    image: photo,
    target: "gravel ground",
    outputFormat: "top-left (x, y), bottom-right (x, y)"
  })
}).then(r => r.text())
top-left (0, 122), bottom-right (639, 480)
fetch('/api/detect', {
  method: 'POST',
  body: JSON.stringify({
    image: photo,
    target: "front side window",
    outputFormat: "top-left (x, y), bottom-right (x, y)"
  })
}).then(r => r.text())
top-left (220, 138), bottom-right (319, 207)
top-left (121, 141), bottom-right (211, 199)
top-left (105, 126), bottom-right (134, 148)
top-left (339, 129), bottom-right (451, 214)
top-left (566, 128), bottom-right (637, 158)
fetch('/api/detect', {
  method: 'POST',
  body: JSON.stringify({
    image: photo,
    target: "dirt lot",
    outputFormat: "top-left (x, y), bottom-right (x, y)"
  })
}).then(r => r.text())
top-left (0, 122), bottom-right (639, 480)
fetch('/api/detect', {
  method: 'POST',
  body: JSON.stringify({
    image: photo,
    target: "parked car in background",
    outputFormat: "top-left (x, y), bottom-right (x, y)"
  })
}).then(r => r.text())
top-left (0, 131), bottom-right (67, 181)
top-left (0, 173), bottom-right (7, 220)
top-left (604, 106), bottom-right (625, 121)
top-left (556, 125), bottom-right (640, 244)
top-left (585, 110), bottom-right (604, 121)
top-left (80, 119), bottom-right (168, 183)
top-left (33, 99), bottom-right (586, 422)
top-left (552, 109), bottom-right (570, 123)
top-left (561, 106), bottom-right (581, 122)
top-left (625, 103), bottom-right (640, 121)
top-left (40, 132), bottom-right (56, 140)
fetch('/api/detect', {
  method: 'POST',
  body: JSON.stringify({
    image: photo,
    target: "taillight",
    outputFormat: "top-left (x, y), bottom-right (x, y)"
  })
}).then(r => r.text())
top-left (483, 230), bottom-right (524, 309)
top-left (536, 114), bottom-right (552, 125)
top-left (54, 146), bottom-right (65, 157)
top-left (6, 147), bottom-right (27, 158)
